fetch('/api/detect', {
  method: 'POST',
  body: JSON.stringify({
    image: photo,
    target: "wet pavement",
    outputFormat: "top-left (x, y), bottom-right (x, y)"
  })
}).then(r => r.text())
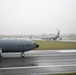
top-left (0, 50), bottom-right (76, 75)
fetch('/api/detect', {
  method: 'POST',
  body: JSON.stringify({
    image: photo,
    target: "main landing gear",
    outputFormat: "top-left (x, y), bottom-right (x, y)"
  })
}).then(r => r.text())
top-left (21, 52), bottom-right (25, 57)
top-left (0, 50), bottom-right (2, 58)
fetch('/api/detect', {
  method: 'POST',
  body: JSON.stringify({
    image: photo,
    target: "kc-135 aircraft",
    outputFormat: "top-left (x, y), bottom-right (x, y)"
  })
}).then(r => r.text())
top-left (0, 39), bottom-right (39, 57)
top-left (42, 29), bottom-right (62, 40)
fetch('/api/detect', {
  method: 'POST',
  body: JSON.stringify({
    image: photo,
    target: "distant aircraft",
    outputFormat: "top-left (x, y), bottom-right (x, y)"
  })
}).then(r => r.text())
top-left (42, 29), bottom-right (62, 40)
top-left (0, 39), bottom-right (39, 57)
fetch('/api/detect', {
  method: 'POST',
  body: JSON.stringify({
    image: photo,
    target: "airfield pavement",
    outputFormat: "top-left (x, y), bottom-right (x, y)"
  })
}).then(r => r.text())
top-left (0, 50), bottom-right (76, 75)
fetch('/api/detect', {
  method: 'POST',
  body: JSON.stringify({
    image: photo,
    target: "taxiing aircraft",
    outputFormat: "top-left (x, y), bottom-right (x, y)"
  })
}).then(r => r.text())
top-left (0, 39), bottom-right (39, 57)
top-left (42, 29), bottom-right (62, 40)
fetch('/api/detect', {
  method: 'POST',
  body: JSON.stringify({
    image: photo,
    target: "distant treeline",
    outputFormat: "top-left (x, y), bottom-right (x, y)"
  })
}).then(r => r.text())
top-left (65, 34), bottom-right (76, 38)
top-left (0, 33), bottom-right (76, 38)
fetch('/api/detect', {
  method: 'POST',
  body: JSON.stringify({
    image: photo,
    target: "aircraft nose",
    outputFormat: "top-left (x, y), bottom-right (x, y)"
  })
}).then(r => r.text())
top-left (34, 43), bottom-right (39, 48)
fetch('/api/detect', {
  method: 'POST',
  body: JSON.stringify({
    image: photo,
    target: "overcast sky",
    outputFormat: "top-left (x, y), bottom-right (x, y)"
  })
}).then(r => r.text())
top-left (0, 0), bottom-right (76, 35)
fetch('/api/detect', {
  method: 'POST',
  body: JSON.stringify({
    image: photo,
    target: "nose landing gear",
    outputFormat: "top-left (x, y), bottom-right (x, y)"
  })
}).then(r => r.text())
top-left (0, 50), bottom-right (2, 58)
top-left (21, 52), bottom-right (25, 57)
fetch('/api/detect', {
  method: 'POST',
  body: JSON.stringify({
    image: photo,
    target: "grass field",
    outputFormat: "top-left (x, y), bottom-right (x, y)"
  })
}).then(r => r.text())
top-left (46, 72), bottom-right (76, 75)
top-left (34, 40), bottom-right (76, 50)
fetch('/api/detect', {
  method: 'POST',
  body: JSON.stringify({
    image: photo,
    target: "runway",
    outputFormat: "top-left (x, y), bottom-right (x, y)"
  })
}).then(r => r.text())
top-left (0, 50), bottom-right (76, 75)
top-left (57, 40), bottom-right (76, 42)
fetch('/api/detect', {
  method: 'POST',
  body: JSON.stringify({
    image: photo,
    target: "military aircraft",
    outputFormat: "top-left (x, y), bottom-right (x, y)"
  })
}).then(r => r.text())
top-left (0, 39), bottom-right (39, 57)
top-left (42, 29), bottom-right (62, 40)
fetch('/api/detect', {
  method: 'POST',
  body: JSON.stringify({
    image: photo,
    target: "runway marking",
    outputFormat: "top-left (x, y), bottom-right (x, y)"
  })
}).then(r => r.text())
top-left (57, 50), bottom-right (76, 53)
top-left (0, 64), bottom-right (76, 70)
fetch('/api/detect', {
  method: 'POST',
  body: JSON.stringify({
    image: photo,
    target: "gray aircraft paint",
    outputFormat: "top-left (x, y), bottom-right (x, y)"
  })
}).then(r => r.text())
top-left (0, 39), bottom-right (39, 53)
top-left (42, 30), bottom-right (61, 40)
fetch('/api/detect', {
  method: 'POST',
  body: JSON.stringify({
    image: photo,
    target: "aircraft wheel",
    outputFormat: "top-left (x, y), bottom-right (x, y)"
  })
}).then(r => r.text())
top-left (0, 50), bottom-right (2, 58)
top-left (0, 53), bottom-right (1, 58)
top-left (60, 38), bottom-right (62, 40)
top-left (21, 52), bottom-right (25, 57)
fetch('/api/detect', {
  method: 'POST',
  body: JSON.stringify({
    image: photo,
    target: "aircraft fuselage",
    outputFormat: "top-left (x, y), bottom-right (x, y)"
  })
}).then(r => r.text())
top-left (0, 39), bottom-right (39, 53)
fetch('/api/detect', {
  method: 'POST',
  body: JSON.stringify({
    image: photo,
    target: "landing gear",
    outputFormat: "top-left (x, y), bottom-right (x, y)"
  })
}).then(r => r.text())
top-left (0, 53), bottom-right (1, 58)
top-left (59, 38), bottom-right (62, 40)
top-left (0, 50), bottom-right (2, 58)
top-left (21, 52), bottom-right (25, 57)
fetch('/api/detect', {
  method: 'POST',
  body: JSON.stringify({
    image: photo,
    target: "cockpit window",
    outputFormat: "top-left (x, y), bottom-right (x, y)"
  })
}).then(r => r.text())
top-left (31, 40), bottom-right (35, 43)
top-left (27, 39), bottom-right (35, 43)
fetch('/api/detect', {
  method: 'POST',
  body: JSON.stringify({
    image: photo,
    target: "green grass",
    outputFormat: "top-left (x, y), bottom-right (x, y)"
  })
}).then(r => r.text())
top-left (46, 72), bottom-right (76, 75)
top-left (34, 40), bottom-right (76, 50)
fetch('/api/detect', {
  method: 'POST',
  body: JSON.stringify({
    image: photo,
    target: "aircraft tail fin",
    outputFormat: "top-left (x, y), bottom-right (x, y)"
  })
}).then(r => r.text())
top-left (56, 29), bottom-right (60, 38)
